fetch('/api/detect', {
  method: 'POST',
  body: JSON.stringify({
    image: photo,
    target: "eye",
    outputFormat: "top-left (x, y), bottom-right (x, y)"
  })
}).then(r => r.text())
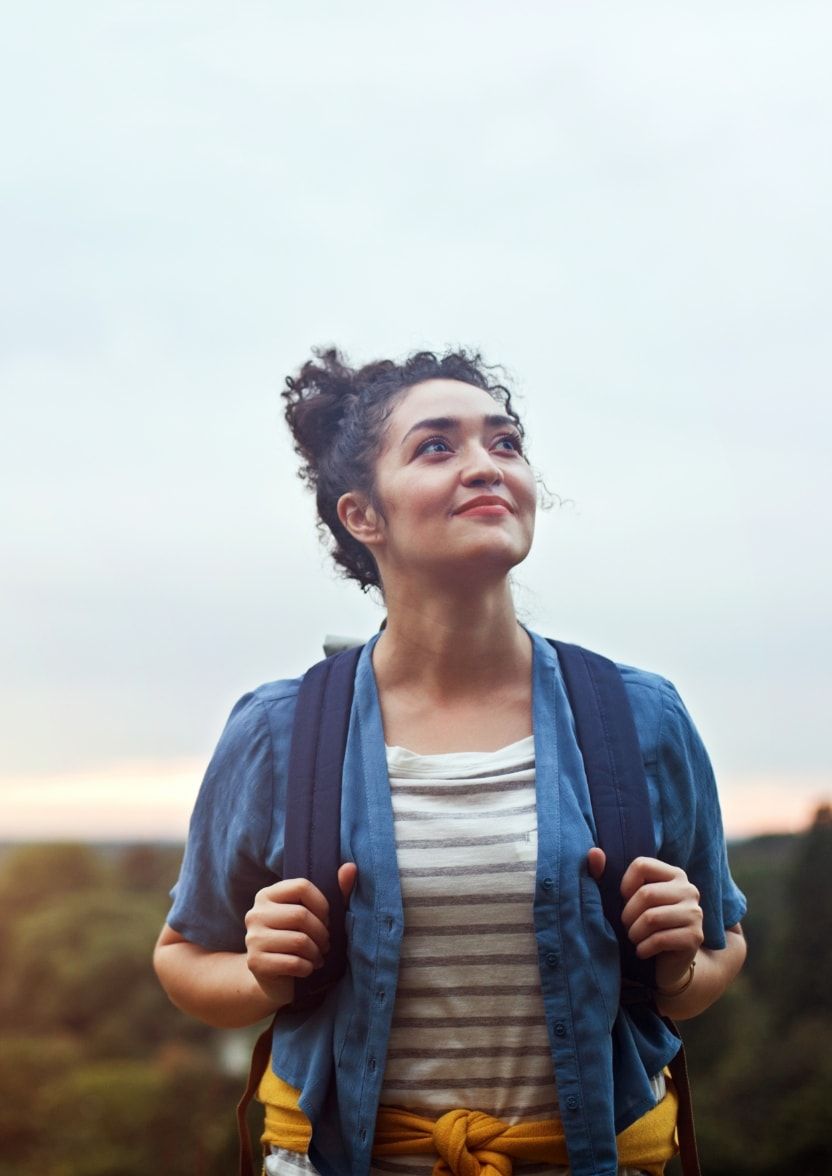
top-left (493, 432), bottom-right (524, 454)
top-left (416, 435), bottom-right (453, 456)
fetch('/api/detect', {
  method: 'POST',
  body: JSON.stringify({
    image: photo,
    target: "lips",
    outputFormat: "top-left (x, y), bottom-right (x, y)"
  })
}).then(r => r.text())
top-left (454, 496), bottom-right (513, 515)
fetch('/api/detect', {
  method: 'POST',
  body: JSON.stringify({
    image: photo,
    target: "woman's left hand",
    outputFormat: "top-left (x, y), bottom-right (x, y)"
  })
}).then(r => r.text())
top-left (587, 849), bottom-right (704, 993)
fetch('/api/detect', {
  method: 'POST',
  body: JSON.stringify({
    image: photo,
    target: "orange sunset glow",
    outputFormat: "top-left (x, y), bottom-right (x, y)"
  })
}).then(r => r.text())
top-left (2, 763), bottom-right (827, 843)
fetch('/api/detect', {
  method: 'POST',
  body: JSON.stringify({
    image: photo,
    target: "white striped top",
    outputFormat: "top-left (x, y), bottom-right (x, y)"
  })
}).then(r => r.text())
top-left (266, 738), bottom-right (661, 1176)
top-left (380, 735), bottom-right (557, 1129)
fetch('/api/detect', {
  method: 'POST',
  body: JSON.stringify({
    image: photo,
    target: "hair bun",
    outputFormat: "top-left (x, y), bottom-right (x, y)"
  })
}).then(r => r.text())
top-left (282, 347), bottom-right (358, 477)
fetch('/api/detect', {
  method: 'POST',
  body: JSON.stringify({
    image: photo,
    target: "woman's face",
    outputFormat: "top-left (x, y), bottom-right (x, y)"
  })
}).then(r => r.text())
top-left (343, 378), bottom-right (537, 588)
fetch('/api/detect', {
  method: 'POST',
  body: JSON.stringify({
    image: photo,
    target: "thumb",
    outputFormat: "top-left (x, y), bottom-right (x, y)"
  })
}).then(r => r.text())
top-left (587, 847), bottom-right (607, 882)
top-left (337, 862), bottom-right (358, 906)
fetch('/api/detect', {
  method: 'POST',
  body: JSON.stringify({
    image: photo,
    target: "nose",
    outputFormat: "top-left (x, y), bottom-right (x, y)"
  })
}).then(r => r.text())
top-left (460, 442), bottom-right (503, 487)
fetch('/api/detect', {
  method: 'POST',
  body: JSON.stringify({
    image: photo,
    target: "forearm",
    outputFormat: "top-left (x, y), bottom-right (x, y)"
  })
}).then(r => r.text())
top-left (655, 925), bottom-right (746, 1021)
top-left (153, 925), bottom-right (291, 1029)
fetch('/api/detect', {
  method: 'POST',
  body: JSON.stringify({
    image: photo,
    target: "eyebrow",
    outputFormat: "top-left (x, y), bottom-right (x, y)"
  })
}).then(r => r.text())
top-left (400, 414), bottom-right (518, 446)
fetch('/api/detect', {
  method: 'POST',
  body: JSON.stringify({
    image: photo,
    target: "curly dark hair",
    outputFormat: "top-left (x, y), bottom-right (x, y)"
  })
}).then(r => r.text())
top-left (281, 347), bottom-right (525, 591)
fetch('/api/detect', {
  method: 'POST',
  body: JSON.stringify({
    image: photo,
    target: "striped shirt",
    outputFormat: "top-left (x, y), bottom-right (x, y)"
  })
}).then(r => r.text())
top-left (266, 737), bottom-right (661, 1176)
top-left (380, 734), bottom-right (558, 1134)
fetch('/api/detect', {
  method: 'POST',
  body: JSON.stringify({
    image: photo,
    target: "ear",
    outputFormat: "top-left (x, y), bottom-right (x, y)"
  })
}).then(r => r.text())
top-left (337, 491), bottom-right (384, 549)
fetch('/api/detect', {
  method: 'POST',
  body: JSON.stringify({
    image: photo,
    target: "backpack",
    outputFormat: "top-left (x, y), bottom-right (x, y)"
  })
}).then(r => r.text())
top-left (238, 640), bottom-right (699, 1175)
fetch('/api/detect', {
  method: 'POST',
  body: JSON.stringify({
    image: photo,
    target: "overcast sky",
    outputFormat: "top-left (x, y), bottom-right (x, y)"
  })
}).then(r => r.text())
top-left (2, 1), bottom-right (830, 839)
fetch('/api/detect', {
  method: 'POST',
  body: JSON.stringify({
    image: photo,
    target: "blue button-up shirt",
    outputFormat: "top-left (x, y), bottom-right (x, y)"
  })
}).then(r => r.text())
top-left (169, 630), bottom-right (746, 1176)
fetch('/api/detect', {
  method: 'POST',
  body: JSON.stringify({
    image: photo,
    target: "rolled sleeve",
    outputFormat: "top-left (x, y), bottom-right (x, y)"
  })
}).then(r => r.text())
top-left (167, 691), bottom-right (278, 952)
top-left (655, 681), bottom-right (747, 948)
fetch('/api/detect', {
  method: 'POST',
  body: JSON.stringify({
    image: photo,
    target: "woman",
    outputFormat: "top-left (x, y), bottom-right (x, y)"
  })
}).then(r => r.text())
top-left (154, 348), bottom-right (747, 1176)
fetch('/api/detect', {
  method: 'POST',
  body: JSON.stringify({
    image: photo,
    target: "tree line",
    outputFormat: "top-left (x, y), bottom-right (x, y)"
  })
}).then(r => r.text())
top-left (0, 807), bottom-right (830, 1175)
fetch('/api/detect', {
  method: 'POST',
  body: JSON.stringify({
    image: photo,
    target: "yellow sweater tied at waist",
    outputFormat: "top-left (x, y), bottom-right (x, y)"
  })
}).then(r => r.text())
top-left (373, 1089), bottom-right (678, 1176)
top-left (259, 1064), bottom-right (679, 1176)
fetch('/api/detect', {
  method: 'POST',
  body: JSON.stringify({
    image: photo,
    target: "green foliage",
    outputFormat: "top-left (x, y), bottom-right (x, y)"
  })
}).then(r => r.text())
top-left (29, 1056), bottom-right (238, 1176)
top-left (0, 1035), bottom-right (79, 1164)
top-left (1, 820), bottom-right (831, 1175)
top-left (775, 804), bottom-right (832, 1021)
top-left (6, 890), bottom-right (165, 1035)
top-left (0, 843), bottom-right (104, 919)
top-left (0, 843), bottom-right (241, 1175)
top-left (115, 844), bottom-right (187, 894)
top-left (724, 833), bottom-right (790, 1004)
top-left (680, 805), bottom-right (832, 1175)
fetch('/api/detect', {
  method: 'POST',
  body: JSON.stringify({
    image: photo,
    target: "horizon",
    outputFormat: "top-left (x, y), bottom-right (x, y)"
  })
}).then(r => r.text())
top-left (3, 756), bottom-right (827, 845)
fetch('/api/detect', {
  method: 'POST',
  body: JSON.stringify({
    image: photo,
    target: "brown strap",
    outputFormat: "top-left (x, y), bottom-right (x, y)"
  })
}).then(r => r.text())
top-left (237, 1020), bottom-right (275, 1176)
top-left (667, 1033), bottom-right (701, 1176)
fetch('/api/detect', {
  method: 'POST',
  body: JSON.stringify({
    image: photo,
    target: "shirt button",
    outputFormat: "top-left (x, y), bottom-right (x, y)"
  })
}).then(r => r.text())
top-left (554, 1021), bottom-right (567, 1037)
top-left (545, 952), bottom-right (559, 967)
top-left (542, 877), bottom-right (554, 890)
top-left (359, 1127), bottom-right (367, 1142)
top-left (566, 1095), bottom-right (579, 1111)
top-left (376, 989), bottom-right (386, 1002)
top-left (368, 1056), bottom-right (377, 1072)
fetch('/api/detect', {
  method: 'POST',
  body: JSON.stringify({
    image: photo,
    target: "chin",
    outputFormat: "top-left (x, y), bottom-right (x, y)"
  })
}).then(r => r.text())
top-left (446, 544), bottom-right (530, 582)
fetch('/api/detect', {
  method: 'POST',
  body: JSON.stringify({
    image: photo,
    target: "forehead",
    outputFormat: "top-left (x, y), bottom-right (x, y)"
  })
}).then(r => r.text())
top-left (385, 378), bottom-right (499, 437)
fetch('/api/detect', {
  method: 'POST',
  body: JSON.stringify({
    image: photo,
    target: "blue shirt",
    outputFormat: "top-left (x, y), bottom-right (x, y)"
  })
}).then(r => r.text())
top-left (168, 630), bottom-right (746, 1176)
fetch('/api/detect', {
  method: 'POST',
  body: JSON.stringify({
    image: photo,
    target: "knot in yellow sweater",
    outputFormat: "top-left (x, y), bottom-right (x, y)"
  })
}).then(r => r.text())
top-left (374, 1104), bottom-right (568, 1176)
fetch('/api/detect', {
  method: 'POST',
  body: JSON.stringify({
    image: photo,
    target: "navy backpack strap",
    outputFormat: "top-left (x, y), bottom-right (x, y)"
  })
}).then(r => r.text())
top-left (283, 644), bottom-right (363, 1011)
top-left (549, 640), bottom-right (656, 990)
top-left (551, 641), bottom-right (701, 1173)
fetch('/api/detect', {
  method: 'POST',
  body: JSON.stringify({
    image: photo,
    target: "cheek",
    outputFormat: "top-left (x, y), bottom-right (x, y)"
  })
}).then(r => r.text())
top-left (515, 467), bottom-right (539, 514)
top-left (376, 486), bottom-right (439, 538)
top-left (392, 474), bottom-right (448, 515)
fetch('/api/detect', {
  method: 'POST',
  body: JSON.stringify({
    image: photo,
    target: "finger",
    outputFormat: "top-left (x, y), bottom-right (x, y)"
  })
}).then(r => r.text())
top-left (257, 877), bottom-right (332, 927)
top-left (634, 927), bottom-right (704, 961)
top-left (247, 900), bottom-right (331, 955)
top-left (626, 901), bottom-right (703, 948)
top-left (586, 847), bottom-right (606, 882)
top-left (248, 948), bottom-right (321, 980)
top-left (620, 857), bottom-right (681, 902)
top-left (621, 877), bottom-right (698, 928)
top-left (246, 925), bottom-right (327, 970)
top-left (338, 862), bottom-right (358, 905)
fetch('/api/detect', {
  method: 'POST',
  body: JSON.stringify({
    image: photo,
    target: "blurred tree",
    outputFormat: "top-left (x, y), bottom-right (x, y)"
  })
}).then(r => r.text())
top-left (764, 1013), bottom-right (832, 1174)
top-left (774, 804), bottom-right (832, 1022)
top-left (0, 844), bottom-right (109, 1027)
top-left (2, 887), bottom-right (210, 1053)
top-left (28, 1055), bottom-right (239, 1176)
top-left (115, 845), bottom-right (184, 894)
top-left (0, 1035), bottom-right (78, 1174)
top-left (0, 843), bottom-right (103, 925)
top-left (725, 834), bottom-right (790, 1006)
top-left (682, 814), bottom-right (832, 1175)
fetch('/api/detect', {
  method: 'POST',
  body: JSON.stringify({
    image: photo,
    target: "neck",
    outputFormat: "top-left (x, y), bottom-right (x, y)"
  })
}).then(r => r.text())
top-left (372, 576), bottom-right (531, 700)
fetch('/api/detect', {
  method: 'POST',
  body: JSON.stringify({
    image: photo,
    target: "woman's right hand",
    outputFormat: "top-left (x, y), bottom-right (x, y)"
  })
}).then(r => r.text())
top-left (244, 863), bottom-right (357, 1004)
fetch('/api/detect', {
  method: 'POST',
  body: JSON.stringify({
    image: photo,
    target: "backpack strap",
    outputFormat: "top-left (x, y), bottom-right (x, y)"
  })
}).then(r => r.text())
top-left (551, 640), bottom-right (700, 1174)
top-left (283, 643), bottom-right (364, 1012)
top-left (237, 646), bottom-right (363, 1173)
top-left (549, 640), bottom-right (656, 991)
